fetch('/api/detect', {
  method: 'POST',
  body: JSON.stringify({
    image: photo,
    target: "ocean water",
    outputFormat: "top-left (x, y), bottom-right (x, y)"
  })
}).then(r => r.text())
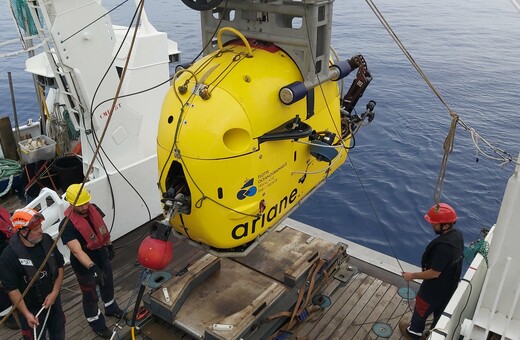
top-left (1, 0), bottom-right (519, 267)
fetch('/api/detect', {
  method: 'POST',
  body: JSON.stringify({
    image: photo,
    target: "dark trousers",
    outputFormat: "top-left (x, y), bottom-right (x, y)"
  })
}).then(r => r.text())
top-left (409, 293), bottom-right (448, 338)
top-left (20, 295), bottom-right (65, 340)
top-left (75, 256), bottom-right (117, 331)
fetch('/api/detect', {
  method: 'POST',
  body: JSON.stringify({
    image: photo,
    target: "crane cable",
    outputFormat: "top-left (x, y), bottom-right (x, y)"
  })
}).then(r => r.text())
top-left (365, 0), bottom-right (518, 181)
top-left (0, 0), bottom-right (145, 333)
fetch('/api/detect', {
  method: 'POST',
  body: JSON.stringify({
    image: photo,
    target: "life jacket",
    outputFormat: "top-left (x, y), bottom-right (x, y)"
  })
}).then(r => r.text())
top-left (65, 205), bottom-right (110, 250)
top-left (0, 206), bottom-right (13, 239)
top-left (421, 228), bottom-right (464, 271)
top-left (9, 233), bottom-right (57, 283)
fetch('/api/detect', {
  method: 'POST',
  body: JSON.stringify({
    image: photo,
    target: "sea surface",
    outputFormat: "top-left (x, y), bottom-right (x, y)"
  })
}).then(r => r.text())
top-left (1, 0), bottom-right (520, 267)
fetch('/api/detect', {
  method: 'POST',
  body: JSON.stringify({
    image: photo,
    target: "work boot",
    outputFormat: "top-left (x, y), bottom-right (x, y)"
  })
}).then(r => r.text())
top-left (94, 327), bottom-right (113, 339)
top-left (421, 329), bottom-right (431, 339)
top-left (105, 306), bottom-right (130, 321)
top-left (399, 319), bottom-right (420, 340)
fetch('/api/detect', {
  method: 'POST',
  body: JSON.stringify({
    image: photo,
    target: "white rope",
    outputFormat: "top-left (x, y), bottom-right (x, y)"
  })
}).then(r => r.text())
top-left (0, 41), bottom-right (45, 58)
top-left (0, 175), bottom-right (13, 197)
top-left (33, 305), bottom-right (52, 340)
top-left (365, 0), bottom-right (518, 169)
top-left (469, 127), bottom-right (518, 166)
top-left (0, 37), bottom-right (22, 47)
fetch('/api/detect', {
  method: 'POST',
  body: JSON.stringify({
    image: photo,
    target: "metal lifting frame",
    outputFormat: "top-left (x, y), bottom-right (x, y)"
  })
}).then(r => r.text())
top-left (200, 0), bottom-right (334, 87)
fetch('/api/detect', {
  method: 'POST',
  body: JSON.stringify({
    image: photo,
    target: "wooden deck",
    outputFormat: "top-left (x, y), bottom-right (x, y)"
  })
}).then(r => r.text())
top-left (1, 193), bottom-right (419, 339)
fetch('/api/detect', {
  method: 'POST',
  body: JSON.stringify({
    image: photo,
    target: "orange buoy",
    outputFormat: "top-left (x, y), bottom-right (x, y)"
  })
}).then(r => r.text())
top-left (137, 236), bottom-right (173, 270)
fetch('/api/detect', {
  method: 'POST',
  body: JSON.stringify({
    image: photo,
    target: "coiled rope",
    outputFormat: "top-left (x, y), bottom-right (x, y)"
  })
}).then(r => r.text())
top-left (0, 158), bottom-right (23, 197)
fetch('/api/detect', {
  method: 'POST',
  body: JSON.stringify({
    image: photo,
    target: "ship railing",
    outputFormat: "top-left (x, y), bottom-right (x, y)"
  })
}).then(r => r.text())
top-left (429, 227), bottom-right (494, 339)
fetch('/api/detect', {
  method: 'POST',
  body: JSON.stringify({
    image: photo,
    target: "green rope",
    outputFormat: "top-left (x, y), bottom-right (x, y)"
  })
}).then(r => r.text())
top-left (63, 110), bottom-right (80, 140)
top-left (0, 158), bottom-right (23, 179)
top-left (10, 0), bottom-right (38, 36)
top-left (464, 238), bottom-right (489, 265)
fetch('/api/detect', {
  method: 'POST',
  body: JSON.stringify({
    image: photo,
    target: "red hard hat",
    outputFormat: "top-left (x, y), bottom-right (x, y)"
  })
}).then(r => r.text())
top-left (424, 203), bottom-right (457, 224)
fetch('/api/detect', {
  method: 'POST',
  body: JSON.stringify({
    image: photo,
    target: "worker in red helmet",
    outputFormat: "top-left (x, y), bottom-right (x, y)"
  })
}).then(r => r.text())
top-left (0, 208), bottom-right (65, 339)
top-left (399, 203), bottom-right (464, 340)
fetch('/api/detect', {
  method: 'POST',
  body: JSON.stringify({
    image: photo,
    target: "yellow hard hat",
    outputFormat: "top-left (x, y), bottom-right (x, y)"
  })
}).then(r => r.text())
top-left (65, 184), bottom-right (91, 206)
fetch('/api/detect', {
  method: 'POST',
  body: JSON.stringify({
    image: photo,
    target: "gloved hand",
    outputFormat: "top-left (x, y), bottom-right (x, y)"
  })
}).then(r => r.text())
top-left (88, 264), bottom-right (105, 286)
top-left (107, 244), bottom-right (115, 261)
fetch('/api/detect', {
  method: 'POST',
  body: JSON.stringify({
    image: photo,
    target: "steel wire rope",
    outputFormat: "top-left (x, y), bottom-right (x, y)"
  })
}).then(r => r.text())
top-left (163, 89), bottom-right (262, 219)
top-left (89, 1), bottom-right (227, 155)
top-left (82, 1), bottom-right (147, 337)
top-left (168, 8), bottom-right (345, 216)
top-left (117, 0), bottom-right (230, 195)
top-left (85, 0), bottom-right (145, 237)
top-left (365, 0), bottom-right (518, 168)
top-left (510, 0), bottom-right (520, 14)
top-left (154, 4), bottom-right (265, 245)
top-left (60, 0), bottom-right (130, 44)
top-left (91, 75), bottom-right (173, 115)
top-left (113, 268), bottom-right (149, 338)
top-left (291, 147), bottom-right (346, 175)
top-left (0, 0), bottom-right (146, 332)
top-left (206, 50), bottom-right (252, 94)
top-left (83, 0), bottom-right (171, 248)
top-left (176, 150), bottom-right (257, 162)
top-left (179, 0), bottom-right (231, 70)
top-left (156, 71), bottom-right (198, 192)
top-left (175, 144), bottom-right (261, 219)
top-left (302, 10), bottom-right (346, 152)
top-left (90, 0), bottom-right (229, 118)
top-left (348, 155), bottom-right (416, 321)
top-left (277, 6), bottom-right (352, 179)
top-left (158, 22), bottom-right (262, 222)
top-left (169, 0), bottom-right (230, 88)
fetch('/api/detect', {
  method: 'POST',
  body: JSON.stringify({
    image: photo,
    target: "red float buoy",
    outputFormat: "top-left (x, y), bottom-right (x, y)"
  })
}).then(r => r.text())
top-left (138, 236), bottom-right (173, 270)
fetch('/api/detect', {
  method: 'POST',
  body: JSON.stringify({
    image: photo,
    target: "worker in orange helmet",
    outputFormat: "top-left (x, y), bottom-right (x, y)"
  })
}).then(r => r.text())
top-left (0, 208), bottom-right (65, 340)
top-left (400, 203), bottom-right (464, 340)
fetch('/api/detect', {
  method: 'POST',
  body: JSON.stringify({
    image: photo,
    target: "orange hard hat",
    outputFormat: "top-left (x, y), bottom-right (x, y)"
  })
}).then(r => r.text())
top-left (11, 208), bottom-right (45, 231)
top-left (424, 203), bottom-right (457, 224)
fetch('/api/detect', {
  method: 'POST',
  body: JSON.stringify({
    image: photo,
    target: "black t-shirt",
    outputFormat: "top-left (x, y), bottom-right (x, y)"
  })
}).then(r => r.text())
top-left (0, 232), bottom-right (8, 255)
top-left (0, 233), bottom-right (65, 310)
top-left (419, 228), bottom-right (464, 302)
top-left (60, 205), bottom-right (109, 273)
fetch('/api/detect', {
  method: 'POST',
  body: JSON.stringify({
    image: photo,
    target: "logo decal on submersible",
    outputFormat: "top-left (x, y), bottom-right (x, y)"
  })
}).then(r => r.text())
top-left (237, 178), bottom-right (257, 200)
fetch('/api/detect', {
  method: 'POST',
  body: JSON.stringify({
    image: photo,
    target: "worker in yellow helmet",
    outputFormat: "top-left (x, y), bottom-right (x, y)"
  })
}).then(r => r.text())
top-left (60, 184), bottom-right (126, 339)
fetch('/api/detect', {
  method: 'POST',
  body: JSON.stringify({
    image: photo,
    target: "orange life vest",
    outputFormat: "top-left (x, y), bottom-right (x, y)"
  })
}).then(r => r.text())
top-left (65, 205), bottom-right (110, 250)
top-left (0, 206), bottom-right (13, 239)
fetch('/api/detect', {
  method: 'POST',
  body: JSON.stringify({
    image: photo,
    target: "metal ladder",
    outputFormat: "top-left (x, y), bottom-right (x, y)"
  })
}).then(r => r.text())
top-left (25, 0), bottom-right (85, 119)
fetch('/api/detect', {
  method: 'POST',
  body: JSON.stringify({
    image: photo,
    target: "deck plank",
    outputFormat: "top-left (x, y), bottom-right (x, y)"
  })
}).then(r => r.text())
top-left (0, 198), bottom-right (417, 340)
top-left (319, 277), bottom-right (384, 339)
top-left (304, 273), bottom-right (374, 339)
top-left (388, 296), bottom-right (414, 340)
top-left (341, 281), bottom-right (394, 339)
